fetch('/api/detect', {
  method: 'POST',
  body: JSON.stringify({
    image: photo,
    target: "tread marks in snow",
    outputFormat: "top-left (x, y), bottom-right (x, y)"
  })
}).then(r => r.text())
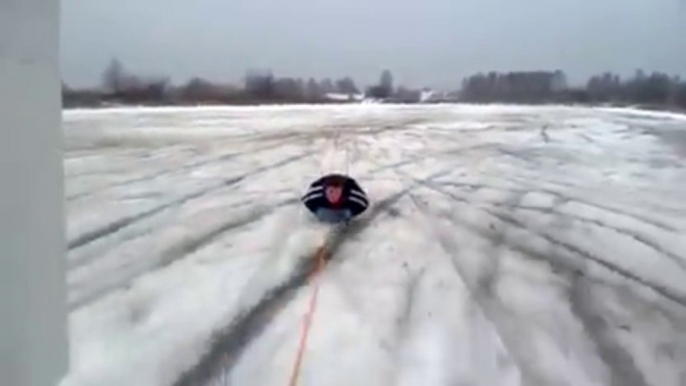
top-left (172, 187), bottom-right (416, 386)
top-left (390, 267), bottom-right (426, 357)
top-left (568, 276), bottom-right (650, 386)
top-left (415, 192), bottom-right (651, 386)
top-left (422, 180), bottom-right (686, 308)
top-left (67, 136), bottom-right (305, 201)
top-left (69, 201), bottom-right (297, 310)
top-left (508, 204), bottom-right (686, 273)
top-left (408, 193), bottom-right (535, 385)
top-left (68, 152), bottom-right (312, 250)
top-left (172, 221), bottom-right (353, 386)
top-left (435, 181), bottom-right (686, 273)
top-left (67, 198), bottom-right (257, 271)
top-left (505, 177), bottom-right (681, 233)
top-left (491, 210), bottom-right (686, 308)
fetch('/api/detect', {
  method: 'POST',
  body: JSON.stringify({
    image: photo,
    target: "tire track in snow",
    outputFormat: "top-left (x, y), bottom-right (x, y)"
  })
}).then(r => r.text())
top-left (365, 144), bottom-right (494, 175)
top-left (67, 197), bottom-right (256, 271)
top-left (490, 210), bottom-right (686, 307)
top-left (418, 189), bottom-right (651, 386)
top-left (67, 152), bottom-right (312, 251)
top-left (395, 271), bottom-right (423, 337)
top-left (568, 275), bottom-right (650, 386)
top-left (172, 188), bottom-right (417, 386)
top-left (503, 177), bottom-right (681, 233)
top-left (407, 194), bottom-right (534, 385)
top-left (440, 178), bottom-right (681, 234)
top-left (422, 180), bottom-right (686, 308)
top-left (173, 244), bottom-right (326, 386)
top-left (424, 184), bottom-right (686, 323)
top-left (67, 137), bottom-right (304, 201)
top-left (69, 200), bottom-right (298, 310)
top-left (586, 277), bottom-right (686, 337)
top-left (389, 267), bottom-right (426, 383)
top-left (509, 204), bottom-right (686, 272)
top-left (67, 150), bottom-right (241, 201)
top-left (434, 184), bottom-right (686, 273)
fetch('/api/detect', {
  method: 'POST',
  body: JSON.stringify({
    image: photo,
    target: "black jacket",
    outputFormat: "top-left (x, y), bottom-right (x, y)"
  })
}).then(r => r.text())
top-left (301, 174), bottom-right (369, 217)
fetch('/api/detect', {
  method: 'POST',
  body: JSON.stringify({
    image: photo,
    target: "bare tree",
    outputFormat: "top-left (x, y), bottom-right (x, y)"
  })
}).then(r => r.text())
top-left (102, 58), bottom-right (126, 95)
top-left (274, 77), bottom-right (305, 100)
top-left (306, 78), bottom-right (322, 100)
top-left (182, 77), bottom-right (214, 101)
top-left (366, 70), bottom-right (394, 99)
top-left (245, 69), bottom-right (274, 100)
top-left (336, 77), bottom-right (359, 95)
top-left (143, 76), bottom-right (171, 102)
top-left (380, 69), bottom-right (394, 95)
top-left (319, 78), bottom-right (335, 94)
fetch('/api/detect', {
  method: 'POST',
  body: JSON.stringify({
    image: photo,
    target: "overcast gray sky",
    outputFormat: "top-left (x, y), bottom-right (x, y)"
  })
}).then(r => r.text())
top-left (61, 0), bottom-right (686, 89)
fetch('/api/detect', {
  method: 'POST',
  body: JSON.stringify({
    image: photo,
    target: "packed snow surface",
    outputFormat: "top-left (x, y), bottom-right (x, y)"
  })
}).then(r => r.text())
top-left (60, 104), bottom-right (686, 386)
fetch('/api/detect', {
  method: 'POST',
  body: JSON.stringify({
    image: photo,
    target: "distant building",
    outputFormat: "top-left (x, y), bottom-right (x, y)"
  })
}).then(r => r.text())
top-left (420, 89), bottom-right (435, 103)
top-left (420, 89), bottom-right (457, 103)
top-left (324, 92), bottom-right (364, 102)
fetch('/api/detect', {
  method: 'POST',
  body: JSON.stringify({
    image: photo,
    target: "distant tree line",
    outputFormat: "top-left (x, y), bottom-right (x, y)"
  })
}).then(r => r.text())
top-left (460, 70), bottom-right (686, 110)
top-left (461, 71), bottom-right (568, 103)
top-left (585, 70), bottom-right (686, 108)
top-left (63, 59), bottom-right (419, 107)
top-left (63, 58), bottom-right (686, 111)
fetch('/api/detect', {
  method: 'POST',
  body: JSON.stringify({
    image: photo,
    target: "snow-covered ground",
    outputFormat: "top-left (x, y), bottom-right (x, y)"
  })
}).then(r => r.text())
top-left (60, 104), bottom-right (686, 386)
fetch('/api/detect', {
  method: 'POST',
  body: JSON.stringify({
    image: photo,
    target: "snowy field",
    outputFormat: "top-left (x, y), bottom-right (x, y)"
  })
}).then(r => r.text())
top-left (60, 104), bottom-right (686, 386)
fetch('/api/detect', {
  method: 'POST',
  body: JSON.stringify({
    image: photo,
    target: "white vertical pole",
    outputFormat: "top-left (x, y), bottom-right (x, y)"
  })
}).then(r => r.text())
top-left (0, 1), bottom-right (68, 385)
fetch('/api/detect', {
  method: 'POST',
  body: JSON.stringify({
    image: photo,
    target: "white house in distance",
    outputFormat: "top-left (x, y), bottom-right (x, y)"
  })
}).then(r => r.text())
top-left (324, 92), bottom-right (365, 102)
top-left (420, 89), bottom-right (435, 103)
top-left (420, 88), bottom-right (456, 103)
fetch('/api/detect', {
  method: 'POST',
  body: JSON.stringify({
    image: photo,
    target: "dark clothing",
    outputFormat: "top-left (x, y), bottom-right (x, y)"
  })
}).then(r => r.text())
top-left (313, 207), bottom-right (354, 224)
top-left (302, 174), bottom-right (369, 223)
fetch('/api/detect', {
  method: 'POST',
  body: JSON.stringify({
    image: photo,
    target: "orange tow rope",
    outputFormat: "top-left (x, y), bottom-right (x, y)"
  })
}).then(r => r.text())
top-left (287, 245), bottom-right (328, 386)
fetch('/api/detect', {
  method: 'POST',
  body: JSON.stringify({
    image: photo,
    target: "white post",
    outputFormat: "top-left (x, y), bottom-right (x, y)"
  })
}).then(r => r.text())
top-left (0, 1), bottom-right (68, 385)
